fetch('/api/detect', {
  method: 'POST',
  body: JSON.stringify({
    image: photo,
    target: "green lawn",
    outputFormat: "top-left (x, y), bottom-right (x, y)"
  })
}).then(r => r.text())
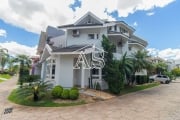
top-left (8, 82), bottom-right (160, 107)
top-left (0, 79), bottom-right (4, 83)
top-left (0, 74), bottom-right (11, 79)
top-left (8, 89), bottom-right (86, 107)
top-left (120, 82), bottom-right (160, 95)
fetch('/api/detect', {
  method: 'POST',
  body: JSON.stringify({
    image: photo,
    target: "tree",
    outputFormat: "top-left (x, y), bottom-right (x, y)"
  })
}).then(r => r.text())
top-left (16, 55), bottom-right (31, 68)
top-left (7, 56), bottom-right (19, 75)
top-left (131, 50), bottom-right (151, 84)
top-left (102, 35), bottom-right (123, 94)
top-left (17, 80), bottom-right (53, 101)
top-left (155, 62), bottom-right (168, 74)
top-left (0, 47), bottom-right (9, 72)
top-left (16, 55), bottom-right (31, 85)
top-left (131, 50), bottom-right (150, 72)
top-left (119, 52), bottom-right (133, 86)
top-left (171, 68), bottom-right (180, 77)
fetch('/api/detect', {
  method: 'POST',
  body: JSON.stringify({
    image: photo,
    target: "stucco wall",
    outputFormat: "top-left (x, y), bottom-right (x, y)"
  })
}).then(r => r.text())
top-left (66, 28), bottom-right (106, 47)
top-left (58, 55), bottom-right (74, 88)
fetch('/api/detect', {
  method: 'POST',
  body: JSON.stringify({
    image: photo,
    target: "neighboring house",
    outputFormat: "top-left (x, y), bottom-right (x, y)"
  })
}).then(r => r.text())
top-left (30, 56), bottom-right (41, 75)
top-left (37, 12), bottom-right (148, 89)
top-left (149, 56), bottom-right (165, 64)
top-left (166, 59), bottom-right (176, 71)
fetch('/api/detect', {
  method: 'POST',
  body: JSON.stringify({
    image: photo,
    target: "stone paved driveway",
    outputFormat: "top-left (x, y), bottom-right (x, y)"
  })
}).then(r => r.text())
top-left (1, 76), bottom-right (180, 120)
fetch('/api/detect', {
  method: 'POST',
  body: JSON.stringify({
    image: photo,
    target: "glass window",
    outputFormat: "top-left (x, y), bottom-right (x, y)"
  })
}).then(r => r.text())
top-left (46, 59), bottom-right (56, 80)
top-left (92, 68), bottom-right (99, 75)
top-left (88, 34), bottom-right (95, 39)
top-left (114, 25), bottom-right (117, 31)
top-left (97, 34), bottom-right (99, 39)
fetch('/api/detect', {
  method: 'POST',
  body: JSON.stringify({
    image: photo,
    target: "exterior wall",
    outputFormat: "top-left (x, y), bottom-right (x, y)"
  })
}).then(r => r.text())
top-left (50, 35), bottom-right (66, 48)
top-left (128, 44), bottom-right (144, 55)
top-left (58, 55), bottom-right (74, 88)
top-left (73, 54), bottom-right (91, 88)
top-left (110, 39), bottom-right (128, 60)
top-left (66, 28), bottom-right (106, 48)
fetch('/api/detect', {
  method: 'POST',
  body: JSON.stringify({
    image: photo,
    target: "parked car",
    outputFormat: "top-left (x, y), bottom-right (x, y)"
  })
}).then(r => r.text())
top-left (149, 74), bottom-right (170, 84)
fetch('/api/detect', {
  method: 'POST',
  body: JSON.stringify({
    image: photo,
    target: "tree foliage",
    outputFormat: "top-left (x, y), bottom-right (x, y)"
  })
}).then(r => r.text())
top-left (131, 50), bottom-right (150, 72)
top-left (102, 35), bottom-right (123, 94)
top-left (154, 62), bottom-right (168, 74)
top-left (171, 68), bottom-right (180, 77)
top-left (0, 47), bottom-right (9, 72)
top-left (16, 80), bottom-right (53, 101)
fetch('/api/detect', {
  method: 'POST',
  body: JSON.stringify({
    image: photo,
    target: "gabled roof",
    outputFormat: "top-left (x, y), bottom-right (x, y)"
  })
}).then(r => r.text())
top-left (74, 11), bottom-right (104, 25)
top-left (37, 31), bottom-right (46, 54)
top-left (58, 12), bottom-right (104, 29)
top-left (46, 26), bottom-right (65, 38)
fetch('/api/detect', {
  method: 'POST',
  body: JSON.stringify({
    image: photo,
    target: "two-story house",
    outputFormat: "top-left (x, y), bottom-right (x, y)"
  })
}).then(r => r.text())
top-left (37, 12), bottom-right (148, 89)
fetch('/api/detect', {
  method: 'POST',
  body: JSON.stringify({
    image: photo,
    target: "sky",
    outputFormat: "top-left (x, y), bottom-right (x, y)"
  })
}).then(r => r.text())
top-left (0, 0), bottom-right (180, 60)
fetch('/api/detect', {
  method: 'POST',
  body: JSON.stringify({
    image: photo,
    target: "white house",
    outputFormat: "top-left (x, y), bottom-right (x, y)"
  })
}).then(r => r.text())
top-left (37, 12), bottom-right (148, 89)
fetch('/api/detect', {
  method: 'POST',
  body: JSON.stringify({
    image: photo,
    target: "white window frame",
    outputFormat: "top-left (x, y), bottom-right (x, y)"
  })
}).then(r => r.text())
top-left (46, 59), bottom-right (56, 80)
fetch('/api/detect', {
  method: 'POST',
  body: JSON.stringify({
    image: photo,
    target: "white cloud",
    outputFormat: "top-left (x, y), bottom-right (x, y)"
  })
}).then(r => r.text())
top-left (133, 22), bottom-right (138, 27)
top-left (116, 0), bottom-right (174, 17)
top-left (146, 12), bottom-right (155, 16)
top-left (0, 29), bottom-right (7, 37)
top-left (0, 0), bottom-right (175, 33)
top-left (147, 48), bottom-right (180, 60)
top-left (0, 41), bottom-right (37, 56)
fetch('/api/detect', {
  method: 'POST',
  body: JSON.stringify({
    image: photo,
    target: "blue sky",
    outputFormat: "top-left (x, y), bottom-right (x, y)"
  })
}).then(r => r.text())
top-left (0, 0), bottom-right (180, 59)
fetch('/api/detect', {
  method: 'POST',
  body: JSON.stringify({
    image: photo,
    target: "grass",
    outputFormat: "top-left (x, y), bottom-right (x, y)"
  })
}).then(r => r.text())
top-left (8, 89), bottom-right (86, 107)
top-left (0, 79), bottom-right (4, 83)
top-left (120, 82), bottom-right (160, 95)
top-left (0, 74), bottom-right (11, 79)
top-left (8, 82), bottom-right (160, 107)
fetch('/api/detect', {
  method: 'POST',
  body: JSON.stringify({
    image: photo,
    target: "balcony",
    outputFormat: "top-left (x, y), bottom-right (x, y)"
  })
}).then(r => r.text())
top-left (107, 31), bottom-right (129, 39)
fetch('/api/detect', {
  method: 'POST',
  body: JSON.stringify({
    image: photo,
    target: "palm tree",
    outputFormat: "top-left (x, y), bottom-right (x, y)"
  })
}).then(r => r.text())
top-left (131, 50), bottom-right (151, 84)
top-left (119, 52), bottom-right (133, 85)
top-left (7, 56), bottom-right (19, 75)
top-left (16, 55), bottom-right (31, 68)
top-left (131, 50), bottom-right (150, 72)
top-left (0, 47), bottom-right (9, 72)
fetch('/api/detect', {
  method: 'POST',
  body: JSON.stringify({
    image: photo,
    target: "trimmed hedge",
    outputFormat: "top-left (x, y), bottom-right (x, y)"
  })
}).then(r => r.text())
top-left (51, 86), bottom-right (63, 98)
top-left (136, 75), bottom-right (149, 85)
top-left (51, 86), bottom-right (79, 100)
top-left (61, 89), bottom-right (70, 99)
top-left (69, 88), bottom-right (79, 100)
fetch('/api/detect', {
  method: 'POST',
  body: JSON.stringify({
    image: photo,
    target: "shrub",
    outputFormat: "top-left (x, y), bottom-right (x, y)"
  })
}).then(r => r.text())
top-left (51, 86), bottom-right (63, 98)
top-left (136, 75), bottom-right (148, 85)
top-left (71, 87), bottom-right (78, 91)
top-left (61, 89), bottom-right (70, 99)
top-left (69, 89), bottom-right (79, 100)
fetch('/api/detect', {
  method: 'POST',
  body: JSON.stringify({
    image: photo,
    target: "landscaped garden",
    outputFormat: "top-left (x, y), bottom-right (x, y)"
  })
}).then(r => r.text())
top-left (8, 86), bottom-right (86, 107)
top-left (6, 36), bottom-right (177, 107)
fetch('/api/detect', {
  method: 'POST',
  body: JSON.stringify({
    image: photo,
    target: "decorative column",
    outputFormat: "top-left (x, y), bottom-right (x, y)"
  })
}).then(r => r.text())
top-left (81, 63), bottom-right (85, 89)
top-left (41, 62), bottom-right (45, 80)
top-left (99, 68), bottom-right (102, 80)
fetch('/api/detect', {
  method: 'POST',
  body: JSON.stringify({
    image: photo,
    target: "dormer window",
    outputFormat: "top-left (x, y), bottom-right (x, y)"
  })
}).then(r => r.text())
top-left (87, 17), bottom-right (94, 24)
top-left (72, 29), bottom-right (80, 37)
